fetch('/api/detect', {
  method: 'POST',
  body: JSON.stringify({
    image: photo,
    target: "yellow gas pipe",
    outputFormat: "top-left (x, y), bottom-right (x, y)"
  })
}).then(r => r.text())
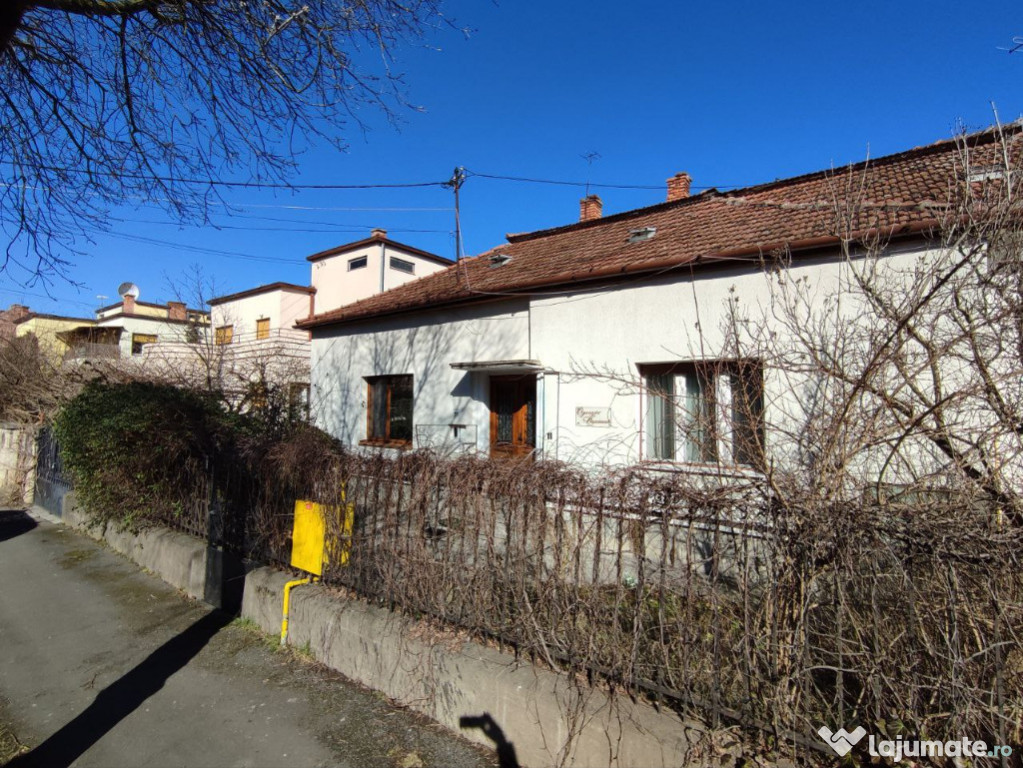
top-left (280, 577), bottom-right (313, 646)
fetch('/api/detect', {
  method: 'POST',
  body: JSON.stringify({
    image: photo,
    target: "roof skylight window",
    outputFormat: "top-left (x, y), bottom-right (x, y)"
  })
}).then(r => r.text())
top-left (628, 226), bottom-right (657, 243)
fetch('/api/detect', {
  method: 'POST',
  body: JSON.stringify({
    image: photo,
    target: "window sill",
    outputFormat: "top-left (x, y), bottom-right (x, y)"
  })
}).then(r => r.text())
top-left (359, 439), bottom-right (412, 450)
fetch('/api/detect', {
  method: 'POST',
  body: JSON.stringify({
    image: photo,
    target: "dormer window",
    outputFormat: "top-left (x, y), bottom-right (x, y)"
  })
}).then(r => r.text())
top-left (628, 226), bottom-right (657, 244)
top-left (348, 256), bottom-right (368, 271)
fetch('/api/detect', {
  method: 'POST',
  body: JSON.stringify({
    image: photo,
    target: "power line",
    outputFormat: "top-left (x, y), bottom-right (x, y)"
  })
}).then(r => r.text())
top-left (466, 169), bottom-right (662, 190)
top-left (0, 286), bottom-right (95, 308)
top-left (3, 163), bottom-right (449, 190)
top-left (111, 216), bottom-right (452, 235)
top-left (90, 230), bottom-right (306, 264)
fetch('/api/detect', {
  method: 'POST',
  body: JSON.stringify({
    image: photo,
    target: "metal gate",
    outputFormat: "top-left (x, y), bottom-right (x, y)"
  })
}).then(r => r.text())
top-left (34, 427), bottom-right (71, 518)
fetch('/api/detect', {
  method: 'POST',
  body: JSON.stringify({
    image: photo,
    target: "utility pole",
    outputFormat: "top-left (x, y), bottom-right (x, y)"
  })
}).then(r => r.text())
top-left (447, 167), bottom-right (467, 262)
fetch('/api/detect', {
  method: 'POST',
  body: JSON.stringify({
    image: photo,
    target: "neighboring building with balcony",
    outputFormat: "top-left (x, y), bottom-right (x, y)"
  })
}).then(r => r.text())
top-left (12, 312), bottom-right (99, 363)
top-left (11, 294), bottom-right (208, 367)
top-left (91, 295), bottom-right (207, 361)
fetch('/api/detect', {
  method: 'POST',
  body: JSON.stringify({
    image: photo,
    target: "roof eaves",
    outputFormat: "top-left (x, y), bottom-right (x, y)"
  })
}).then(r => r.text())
top-left (305, 236), bottom-right (452, 266)
top-left (209, 282), bottom-right (315, 306)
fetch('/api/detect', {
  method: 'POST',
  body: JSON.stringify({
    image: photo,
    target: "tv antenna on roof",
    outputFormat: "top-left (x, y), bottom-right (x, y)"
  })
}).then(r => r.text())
top-left (581, 151), bottom-right (601, 196)
top-left (117, 282), bottom-right (140, 300)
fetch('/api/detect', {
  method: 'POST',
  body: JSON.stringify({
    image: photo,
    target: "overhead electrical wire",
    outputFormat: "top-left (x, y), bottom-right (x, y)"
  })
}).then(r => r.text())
top-left (90, 230), bottom-right (307, 264)
top-left (464, 169), bottom-right (732, 191)
top-left (111, 216), bottom-right (453, 235)
top-left (2, 163), bottom-right (450, 190)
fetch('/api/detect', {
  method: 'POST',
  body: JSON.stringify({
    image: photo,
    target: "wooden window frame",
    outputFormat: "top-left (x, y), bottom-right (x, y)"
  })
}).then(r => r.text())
top-left (362, 374), bottom-right (413, 448)
top-left (256, 318), bottom-right (270, 340)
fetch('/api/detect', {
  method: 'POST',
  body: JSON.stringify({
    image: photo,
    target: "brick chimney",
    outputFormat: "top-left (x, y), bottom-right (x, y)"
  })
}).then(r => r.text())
top-left (580, 194), bottom-right (603, 222)
top-left (6, 304), bottom-right (29, 323)
top-left (666, 172), bottom-right (692, 202)
top-left (0, 304), bottom-right (29, 341)
top-left (167, 301), bottom-right (186, 321)
top-left (370, 228), bottom-right (387, 239)
top-left (123, 294), bottom-right (136, 314)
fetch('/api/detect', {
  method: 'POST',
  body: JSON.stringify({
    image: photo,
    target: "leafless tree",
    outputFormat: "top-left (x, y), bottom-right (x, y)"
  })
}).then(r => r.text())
top-left (0, 0), bottom-right (454, 280)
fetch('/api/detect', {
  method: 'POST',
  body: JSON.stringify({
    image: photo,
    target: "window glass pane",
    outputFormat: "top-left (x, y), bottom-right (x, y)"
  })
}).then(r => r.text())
top-left (389, 376), bottom-right (413, 441)
top-left (349, 256), bottom-right (367, 271)
top-left (646, 373), bottom-right (674, 460)
top-left (731, 363), bottom-right (764, 465)
top-left (369, 380), bottom-right (387, 439)
top-left (684, 369), bottom-right (718, 463)
top-left (389, 257), bottom-right (415, 274)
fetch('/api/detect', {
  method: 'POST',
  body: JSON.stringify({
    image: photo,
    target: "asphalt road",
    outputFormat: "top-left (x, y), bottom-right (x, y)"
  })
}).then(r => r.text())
top-left (0, 508), bottom-right (497, 768)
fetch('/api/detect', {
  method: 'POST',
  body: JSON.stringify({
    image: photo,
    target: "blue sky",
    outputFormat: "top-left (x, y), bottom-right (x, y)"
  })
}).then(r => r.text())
top-left (3, 0), bottom-right (1023, 314)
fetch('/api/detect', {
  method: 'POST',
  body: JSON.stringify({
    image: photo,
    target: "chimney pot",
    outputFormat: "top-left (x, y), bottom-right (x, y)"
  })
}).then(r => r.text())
top-left (371, 228), bottom-right (388, 239)
top-left (666, 172), bottom-right (692, 202)
top-left (579, 194), bottom-right (603, 222)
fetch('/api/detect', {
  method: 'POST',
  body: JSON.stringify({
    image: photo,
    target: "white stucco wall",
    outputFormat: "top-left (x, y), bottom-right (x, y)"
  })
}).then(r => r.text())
top-left (311, 300), bottom-right (530, 454)
top-left (310, 244), bottom-right (939, 471)
top-left (281, 290), bottom-right (313, 329)
top-left (98, 314), bottom-right (193, 359)
top-left (311, 243), bottom-right (451, 315)
top-left (213, 291), bottom-right (283, 342)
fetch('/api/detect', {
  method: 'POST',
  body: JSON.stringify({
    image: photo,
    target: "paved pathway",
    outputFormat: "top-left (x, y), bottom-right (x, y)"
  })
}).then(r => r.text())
top-left (0, 508), bottom-right (496, 768)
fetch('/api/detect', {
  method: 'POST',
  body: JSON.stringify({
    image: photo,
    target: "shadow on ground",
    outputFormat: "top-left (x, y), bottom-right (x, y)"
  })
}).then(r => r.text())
top-left (0, 510), bottom-right (36, 544)
top-left (8, 611), bottom-right (232, 768)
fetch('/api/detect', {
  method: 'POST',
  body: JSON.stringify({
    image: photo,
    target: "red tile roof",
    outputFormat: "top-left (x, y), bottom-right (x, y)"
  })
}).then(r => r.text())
top-left (298, 125), bottom-right (1020, 330)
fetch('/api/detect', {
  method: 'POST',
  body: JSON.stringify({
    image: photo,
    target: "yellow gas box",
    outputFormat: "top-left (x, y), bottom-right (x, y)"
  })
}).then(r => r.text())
top-left (290, 499), bottom-right (354, 576)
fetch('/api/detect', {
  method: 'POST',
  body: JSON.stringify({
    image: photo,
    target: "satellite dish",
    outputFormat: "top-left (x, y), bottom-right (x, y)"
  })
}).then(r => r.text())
top-left (117, 282), bottom-right (141, 300)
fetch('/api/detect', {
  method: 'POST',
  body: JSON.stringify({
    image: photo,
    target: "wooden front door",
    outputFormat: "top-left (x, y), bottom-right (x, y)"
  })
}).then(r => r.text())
top-left (489, 376), bottom-right (536, 460)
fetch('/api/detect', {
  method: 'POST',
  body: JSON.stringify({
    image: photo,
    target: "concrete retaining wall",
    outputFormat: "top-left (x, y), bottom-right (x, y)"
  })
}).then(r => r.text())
top-left (61, 493), bottom-right (209, 602)
top-left (55, 494), bottom-right (701, 767)
top-left (243, 568), bottom-right (698, 768)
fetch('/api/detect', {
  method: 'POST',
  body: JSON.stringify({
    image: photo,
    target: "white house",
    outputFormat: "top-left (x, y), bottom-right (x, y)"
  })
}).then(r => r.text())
top-left (154, 231), bottom-right (453, 411)
top-left (201, 281), bottom-right (316, 410)
top-left (308, 227), bottom-right (453, 312)
top-left (298, 126), bottom-right (1017, 476)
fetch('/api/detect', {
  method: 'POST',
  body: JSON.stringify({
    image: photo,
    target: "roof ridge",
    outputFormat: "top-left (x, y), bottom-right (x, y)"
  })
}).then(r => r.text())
top-left (504, 121), bottom-right (1022, 244)
top-left (507, 187), bottom-right (722, 244)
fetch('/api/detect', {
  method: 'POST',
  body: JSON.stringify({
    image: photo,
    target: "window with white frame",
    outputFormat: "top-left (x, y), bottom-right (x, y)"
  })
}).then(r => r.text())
top-left (640, 360), bottom-right (764, 466)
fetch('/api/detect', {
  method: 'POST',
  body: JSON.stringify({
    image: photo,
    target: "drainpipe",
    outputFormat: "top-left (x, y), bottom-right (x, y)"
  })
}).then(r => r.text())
top-left (280, 576), bottom-right (312, 645)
